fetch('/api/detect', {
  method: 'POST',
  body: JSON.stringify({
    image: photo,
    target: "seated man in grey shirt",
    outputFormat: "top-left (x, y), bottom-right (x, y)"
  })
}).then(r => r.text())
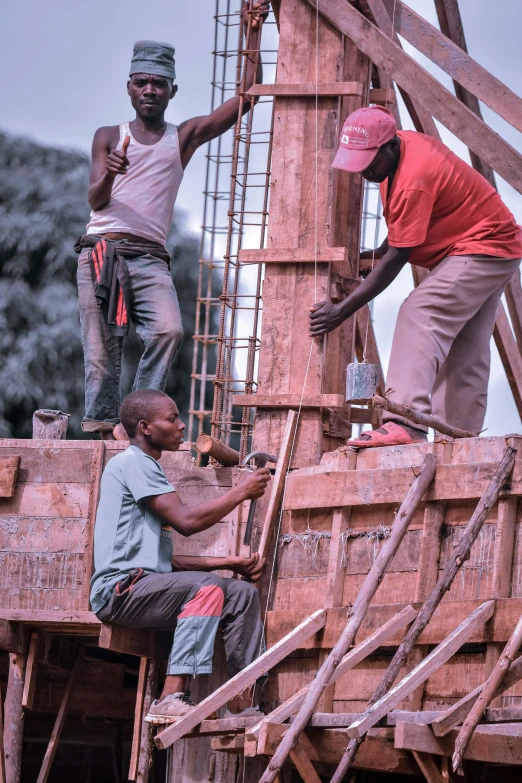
top-left (90, 389), bottom-right (271, 724)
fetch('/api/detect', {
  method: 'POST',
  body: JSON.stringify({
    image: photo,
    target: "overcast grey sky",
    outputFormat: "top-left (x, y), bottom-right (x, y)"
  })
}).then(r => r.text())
top-left (1, 0), bottom-right (521, 434)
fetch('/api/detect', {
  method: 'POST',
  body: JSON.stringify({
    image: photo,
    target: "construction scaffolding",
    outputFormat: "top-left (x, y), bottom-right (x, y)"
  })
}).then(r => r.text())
top-left (188, 1), bottom-right (279, 460)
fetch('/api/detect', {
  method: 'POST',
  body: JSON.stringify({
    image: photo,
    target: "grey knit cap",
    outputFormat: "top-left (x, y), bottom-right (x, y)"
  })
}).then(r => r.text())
top-left (129, 40), bottom-right (176, 81)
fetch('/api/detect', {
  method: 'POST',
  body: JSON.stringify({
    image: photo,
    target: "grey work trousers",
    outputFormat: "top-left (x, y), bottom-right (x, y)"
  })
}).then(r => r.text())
top-left (384, 254), bottom-right (520, 435)
top-left (97, 570), bottom-right (266, 678)
top-left (77, 249), bottom-right (183, 430)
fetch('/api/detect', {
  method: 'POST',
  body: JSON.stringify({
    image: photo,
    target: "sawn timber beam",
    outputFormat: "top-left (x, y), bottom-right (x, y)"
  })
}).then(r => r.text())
top-left (395, 721), bottom-right (522, 766)
top-left (371, 0), bottom-right (522, 134)
top-left (246, 83), bottom-right (395, 104)
top-left (305, 0), bottom-right (522, 194)
top-left (265, 598), bottom-right (522, 649)
top-left (233, 394), bottom-right (345, 410)
top-left (284, 458), bottom-right (522, 509)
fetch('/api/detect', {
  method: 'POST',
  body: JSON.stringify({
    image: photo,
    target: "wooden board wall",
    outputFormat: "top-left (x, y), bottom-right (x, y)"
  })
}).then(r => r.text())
top-left (263, 436), bottom-right (522, 715)
top-left (0, 441), bottom-right (237, 613)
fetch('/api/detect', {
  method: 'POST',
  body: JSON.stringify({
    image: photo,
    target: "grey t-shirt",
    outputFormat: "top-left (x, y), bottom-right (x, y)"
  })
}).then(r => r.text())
top-left (90, 445), bottom-right (176, 614)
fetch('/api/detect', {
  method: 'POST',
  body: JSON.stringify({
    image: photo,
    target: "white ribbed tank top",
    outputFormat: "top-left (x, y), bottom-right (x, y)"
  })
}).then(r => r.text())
top-left (86, 122), bottom-right (184, 247)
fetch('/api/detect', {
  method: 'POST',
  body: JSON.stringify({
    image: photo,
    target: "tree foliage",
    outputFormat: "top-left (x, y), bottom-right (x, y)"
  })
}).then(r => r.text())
top-left (0, 130), bottom-right (201, 438)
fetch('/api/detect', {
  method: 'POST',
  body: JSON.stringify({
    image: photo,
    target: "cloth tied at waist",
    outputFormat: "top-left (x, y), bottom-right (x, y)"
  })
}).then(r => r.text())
top-left (74, 235), bottom-right (171, 336)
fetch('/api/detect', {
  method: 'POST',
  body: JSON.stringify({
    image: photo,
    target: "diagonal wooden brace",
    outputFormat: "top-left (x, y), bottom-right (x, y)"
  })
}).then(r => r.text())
top-left (247, 604), bottom-right (417, 744)
top-left (154, 609), bottom-right (326, 750)
top-left (452, 612), bottom-right (522, 774)
top-left (345, 600), bottom-right (495, 738)
top-left (257, 454), bottom-right (436, 783)
top-left (330, 443), bottom-right (518, 782)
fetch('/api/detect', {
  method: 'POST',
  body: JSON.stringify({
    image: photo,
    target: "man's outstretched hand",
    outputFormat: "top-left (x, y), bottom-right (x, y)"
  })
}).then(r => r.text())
top-left (241, 1), bottom-right (270, 31)
top-left (309, 301), bottom-right (346, 336)
top-left (230, 552), bottom-right (266, 583)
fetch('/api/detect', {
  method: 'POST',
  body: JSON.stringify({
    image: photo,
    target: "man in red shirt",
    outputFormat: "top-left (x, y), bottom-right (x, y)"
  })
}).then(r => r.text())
top-left (309, 106), bottom-right (522, 447)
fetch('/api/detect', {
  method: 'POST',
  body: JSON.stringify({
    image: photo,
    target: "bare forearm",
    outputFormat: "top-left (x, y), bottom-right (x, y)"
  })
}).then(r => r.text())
top-left (172, 555), bottom-right (232, 571)
top-left (88, 174), bottom-right (116, 211)
top-left (339, 248), bottom-right (409, 319)
top-left (166, 486), bottom-right (245, 536)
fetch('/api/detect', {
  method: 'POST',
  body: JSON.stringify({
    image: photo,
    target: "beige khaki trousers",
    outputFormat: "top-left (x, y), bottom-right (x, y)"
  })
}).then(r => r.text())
top-left (384, 254), bottom-right (520, 435)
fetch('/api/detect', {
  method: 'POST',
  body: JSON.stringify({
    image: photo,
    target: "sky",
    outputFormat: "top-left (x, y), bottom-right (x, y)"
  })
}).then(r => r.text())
top-left (1, 0), bottom-right (521, 435)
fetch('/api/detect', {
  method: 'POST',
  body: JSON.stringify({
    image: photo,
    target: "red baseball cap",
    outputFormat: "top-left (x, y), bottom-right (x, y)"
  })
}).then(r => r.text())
top-left (332, 106), bottom-right (397, 173)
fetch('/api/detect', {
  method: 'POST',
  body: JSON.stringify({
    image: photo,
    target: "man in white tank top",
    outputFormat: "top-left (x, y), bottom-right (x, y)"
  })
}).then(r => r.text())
top-left (76, 2), bottom-right (269, 439)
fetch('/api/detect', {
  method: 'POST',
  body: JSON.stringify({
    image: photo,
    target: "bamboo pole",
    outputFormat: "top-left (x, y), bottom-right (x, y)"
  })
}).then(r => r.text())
top-left (371, 395), bottom-right (477, 439)
top-left (330, 443), bottom-right (517, 782)
top-left (452, 612), bottom-right (522, 774)
top-left (257, 454), bottom-right (436, 783)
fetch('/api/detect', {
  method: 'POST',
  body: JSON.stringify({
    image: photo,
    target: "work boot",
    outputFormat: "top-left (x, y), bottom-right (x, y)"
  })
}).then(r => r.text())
top-left (145, 692), bottom-right (196, 725)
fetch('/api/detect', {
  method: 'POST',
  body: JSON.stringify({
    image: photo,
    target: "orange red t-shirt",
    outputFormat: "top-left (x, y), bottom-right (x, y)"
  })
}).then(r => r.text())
top-left (379, 130), bottom-right (522, 269)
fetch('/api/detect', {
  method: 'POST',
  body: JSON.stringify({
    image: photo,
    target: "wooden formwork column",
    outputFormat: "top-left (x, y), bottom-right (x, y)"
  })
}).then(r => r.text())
top-left (252, 0), bottom-right (370, 467)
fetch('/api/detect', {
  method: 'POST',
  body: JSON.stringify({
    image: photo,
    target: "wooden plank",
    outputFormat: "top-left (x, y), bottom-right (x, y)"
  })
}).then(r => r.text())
top-left (324, 447), bottom-right (357, 609)
top-left (258, 410), bottom-right (298, 561)
top-left (266, 598), bottom-right (522, 649)
top-left (431, 653), bottom-right (522, 736)
top-left (395, 721), bottom-right (522, 765)
top-left (154, 609), bottom-right (327, 749)
top-left (406, 439), bottom-right (453, 711)
top-left (284, 459), bottom-right (522, 510)
top-left (234, 394), bottom-right (345, 409)
top-left (0, 446), bottom-right (93, 484)
top-left (0, 457), bottom-right (20, 498)
top-left (129, 658), bottom-right (148, 782)
top-left (247, 82), bottom-right (363, 98)
top-left (247, 606), bottom-right (417, 742)
top-left (247, 723), bottom-right (419, 775)
top-left (98, 623), bottom-right (172, 660)
top-left (238, 248), bottom-right (348, 264)
top-left (324, 507), bottom-right (351, 609)
top-left (36, 647), bottom-right (84, 783)
top-left (374, 0), bottom-right (522, 134)
top-left (21, 632), bottom-right (41, 710)
top-left (453, 612), bottom-right (522, 773)
top-left (345, 601), bottom-right (495, 739)
top-left (289, 740), bottom-right (322, 783)
top-left (0, 482), bottom-right (89, 517)
top-left (486, 495), bottom-right (518, 707)
top-left (306, 0), bottom-right (522, 194)
top-left (413, 751), bottom-right (443, 783)
top-left (0, 610), bottom-right (100, 628)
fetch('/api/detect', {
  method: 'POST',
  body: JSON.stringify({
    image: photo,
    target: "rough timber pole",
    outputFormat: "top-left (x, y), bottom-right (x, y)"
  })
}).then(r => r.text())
top-left (258, 454), bottom-right (436, 783)
top-left (3, 652), bottom-right (27, 783)
top-left (251, 0), bottom-right (370, 467)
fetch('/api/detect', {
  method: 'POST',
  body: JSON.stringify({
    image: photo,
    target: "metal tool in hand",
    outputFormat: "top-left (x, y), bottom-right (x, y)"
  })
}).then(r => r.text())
top-left (242, 450), bottom-right (277, 545)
